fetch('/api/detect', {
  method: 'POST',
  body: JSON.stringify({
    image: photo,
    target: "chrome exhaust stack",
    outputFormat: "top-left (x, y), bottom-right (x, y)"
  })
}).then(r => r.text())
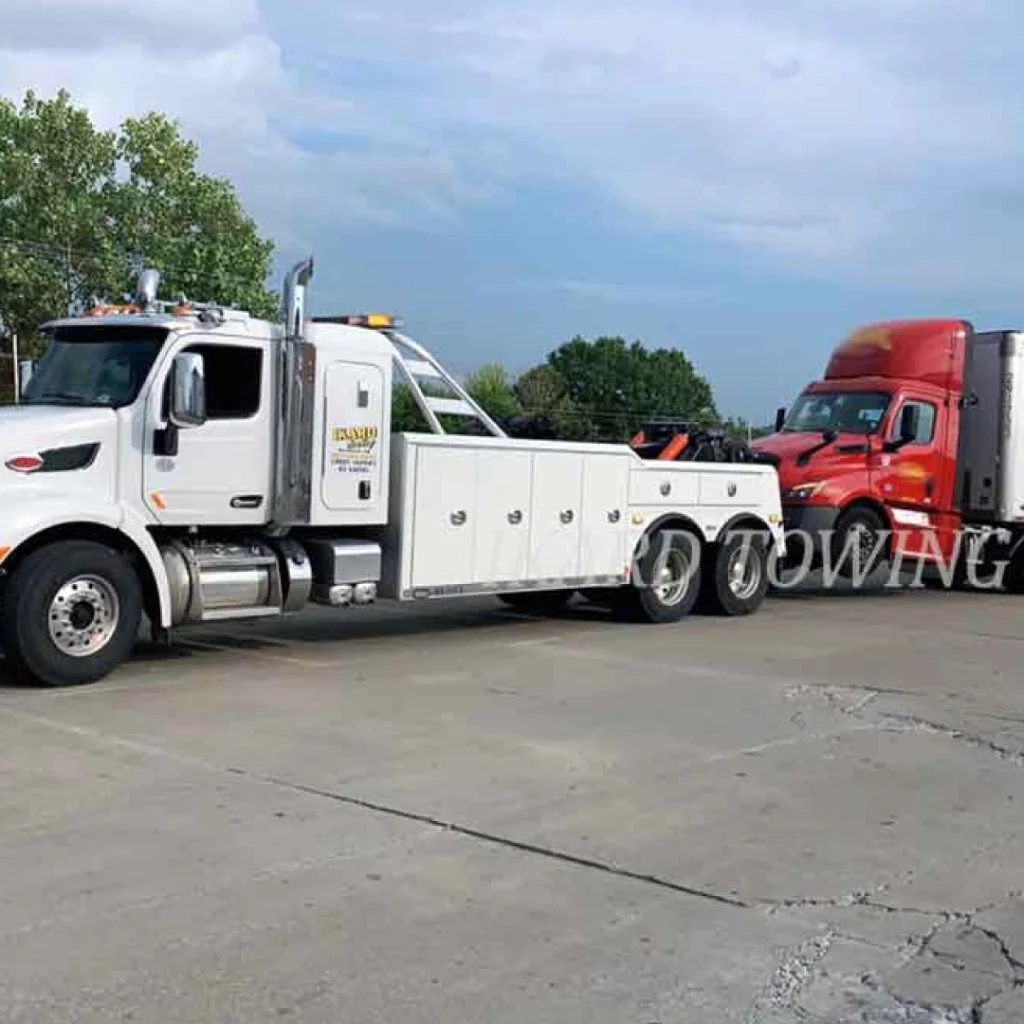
top-left (282, 257), bottom-right (314, 340)
top-left (272, 257), bottom-right (317, 527)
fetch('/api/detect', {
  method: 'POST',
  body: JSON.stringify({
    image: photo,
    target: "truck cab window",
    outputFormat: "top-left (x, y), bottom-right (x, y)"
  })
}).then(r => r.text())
top-left (23, 326), bottom-right (167, 409)
top-left (892, 401), bottom-right (936, 445)
top-left (183, 343), bottom-right (262, 420)
top-left (783, 391), bottom-right (890, 435)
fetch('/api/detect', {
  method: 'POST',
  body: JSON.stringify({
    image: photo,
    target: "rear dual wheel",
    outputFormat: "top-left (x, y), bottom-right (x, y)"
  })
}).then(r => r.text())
top-left (698, 529), bottom-right (770, 616)
top-left (612, 525), bottom-right (703, 623)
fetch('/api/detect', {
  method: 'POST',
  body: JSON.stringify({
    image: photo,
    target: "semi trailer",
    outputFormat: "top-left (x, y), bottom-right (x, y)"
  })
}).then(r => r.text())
top-left (753, 319), bottom-right (1024, 589)
top-left (0, 260), bottom-right (784, 687)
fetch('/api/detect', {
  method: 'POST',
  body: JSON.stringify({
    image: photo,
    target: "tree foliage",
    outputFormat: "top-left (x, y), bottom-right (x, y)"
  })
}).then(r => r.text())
top-left (545, 335), bottom-right (718, 443)
top-left (0, 89), bottom-right (277, 353)
top-left (389, 334), bottom-right (727, 443)
top-left (464, 363), bottom-right (519, 425)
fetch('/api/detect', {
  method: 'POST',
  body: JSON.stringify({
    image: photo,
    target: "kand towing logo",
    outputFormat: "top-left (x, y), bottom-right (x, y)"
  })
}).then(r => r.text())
top-left (332, 425), bottom-right (379, 450)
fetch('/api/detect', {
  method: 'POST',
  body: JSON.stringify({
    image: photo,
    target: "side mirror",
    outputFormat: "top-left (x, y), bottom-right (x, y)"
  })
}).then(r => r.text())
top-left (168, 351), bottom-right (206, 428)
top-left (774, 406), bottom-right (786, 433)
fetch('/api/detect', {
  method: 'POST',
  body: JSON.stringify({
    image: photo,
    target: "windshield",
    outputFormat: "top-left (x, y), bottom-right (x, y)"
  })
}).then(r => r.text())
top-left (782, 390), bottom-right (890, 436)
top-left (23, 325), bottom-right (167, 409)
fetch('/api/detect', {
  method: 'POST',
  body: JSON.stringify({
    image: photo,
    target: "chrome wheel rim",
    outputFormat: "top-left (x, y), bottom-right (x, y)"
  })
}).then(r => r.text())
top-left (653, 547), bottom-right (692, 607)
top-left (852, 523), bottom-right (880, 565)
top-left (728, 546), bottom-right (762, 601)
top-left (47, 575), bottom-right (120, 658)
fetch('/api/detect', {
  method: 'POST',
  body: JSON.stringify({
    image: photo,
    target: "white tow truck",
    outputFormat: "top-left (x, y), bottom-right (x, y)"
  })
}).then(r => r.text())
top-left (0, 260), bottom-right (784, 687)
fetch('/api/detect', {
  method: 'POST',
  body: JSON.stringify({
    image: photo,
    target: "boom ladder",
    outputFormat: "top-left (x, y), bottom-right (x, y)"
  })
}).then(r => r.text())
top-left (384, 329), bottom-right (507, 438)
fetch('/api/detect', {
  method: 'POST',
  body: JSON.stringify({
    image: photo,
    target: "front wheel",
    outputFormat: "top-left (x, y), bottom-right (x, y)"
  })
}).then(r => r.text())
top-left (828, 506), bottom-right (889, 583)
top-left (1, 540), bottom-right (142, 687)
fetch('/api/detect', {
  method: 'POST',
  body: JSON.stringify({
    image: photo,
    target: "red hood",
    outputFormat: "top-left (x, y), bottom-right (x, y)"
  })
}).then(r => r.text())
top-left (752, 430), bottom-right (870, 494)
top-left (753, 431), bottom-right (826, 461)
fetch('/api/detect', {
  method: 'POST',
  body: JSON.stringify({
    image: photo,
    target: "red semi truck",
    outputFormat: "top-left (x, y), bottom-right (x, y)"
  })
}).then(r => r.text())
top-left (752, 319), bottom-right (1024, 589)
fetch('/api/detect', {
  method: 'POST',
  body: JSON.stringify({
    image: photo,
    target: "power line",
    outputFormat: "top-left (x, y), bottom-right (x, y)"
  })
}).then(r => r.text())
top-left (0, 234), bottom-right (277, 297)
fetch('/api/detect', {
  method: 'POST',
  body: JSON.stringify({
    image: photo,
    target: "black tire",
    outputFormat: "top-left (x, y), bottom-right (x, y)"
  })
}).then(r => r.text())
top-left (613, 525), bottom-right (702, 623)
top-left (498, 589), bottom-right (574, 615)
top-left (828, 506), bottom-right (889, 582)
top-left (1004, 544), bottom-right (1024, 594)
top-left (698, 528), bottom-right (770, 616)
top-left (1, 540), bottom-right (142, 687)
top-left (918, 558), bottom-right (970, 591)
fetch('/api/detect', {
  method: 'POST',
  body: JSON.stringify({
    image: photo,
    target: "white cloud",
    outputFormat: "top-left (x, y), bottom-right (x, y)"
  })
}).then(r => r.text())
top-left (3, 0), bottom-right (1024, 290)
top-left (305, 0), bottom-right (1024, 286)
top-left (0, 0), bottom-right (491, 261)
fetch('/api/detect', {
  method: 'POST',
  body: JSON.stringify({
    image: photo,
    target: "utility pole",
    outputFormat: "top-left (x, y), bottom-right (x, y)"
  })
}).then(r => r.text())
top-left (11, 333), bottom-right (19, 404)
top-left (66, 241), bottom-right (74, 316)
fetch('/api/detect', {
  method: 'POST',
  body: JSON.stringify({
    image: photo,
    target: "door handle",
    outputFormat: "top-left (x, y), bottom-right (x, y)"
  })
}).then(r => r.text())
top-left (560, 510), bottom-right (575, 525)
top-left (451, 510), bottom-right (467, 526)
top-left (231, 495), bottom-right (264, 510)
top-left (508, 510), bottom-right (523, 525)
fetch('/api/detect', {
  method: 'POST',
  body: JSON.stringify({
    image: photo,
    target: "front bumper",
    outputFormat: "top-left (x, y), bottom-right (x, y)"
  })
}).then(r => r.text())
top-left (780, 503), bottom-right (841, 567)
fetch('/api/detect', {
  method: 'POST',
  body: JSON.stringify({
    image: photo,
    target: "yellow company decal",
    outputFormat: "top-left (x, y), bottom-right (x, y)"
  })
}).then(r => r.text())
top-left (330, 424), bottom-right (379, 475)
top-left (331, 425), bottom-right (379, 447)
top-left (840, 325), bottom-right (891, 354)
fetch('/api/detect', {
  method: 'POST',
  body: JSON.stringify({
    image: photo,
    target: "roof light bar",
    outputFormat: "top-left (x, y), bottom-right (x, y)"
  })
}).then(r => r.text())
top-left (314, 313), bottom-right (404, 330)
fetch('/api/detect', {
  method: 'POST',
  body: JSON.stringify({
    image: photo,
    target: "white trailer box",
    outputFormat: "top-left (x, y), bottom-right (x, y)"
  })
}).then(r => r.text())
top-left (957, 330), bottom-right (1024, 523)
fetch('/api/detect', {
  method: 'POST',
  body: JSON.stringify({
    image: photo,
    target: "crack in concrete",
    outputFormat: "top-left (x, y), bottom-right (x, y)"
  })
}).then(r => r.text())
top-left (861, 976), bottom-right (981, 1024)
top-left (975, 924), bottom-right (1024, 977)
top-left (743, 929), bottom-right (836, 1023)
top-left (227, 768), bottom-right (751, 909)
top-left (880, 714), bottom-right (1024, 767)
top-left (761, 890), bottom-right (945, 917)
top-left (750, 894), bottom-right (1024, 1023)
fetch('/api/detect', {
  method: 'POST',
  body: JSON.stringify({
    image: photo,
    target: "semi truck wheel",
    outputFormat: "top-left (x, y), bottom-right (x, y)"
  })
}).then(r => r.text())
top-left (698, 529), bottom-right (770, 616)
top-left (1, 540), bottom-right (142, 687)
top-left (828, 506), bottom-right (888, 582)
top-left (612, 525), bottom-right (701, 623)
top-left (498, 590), bottom-right (574, 615)
top-left (1003, 543), bottom-right (1024, 594)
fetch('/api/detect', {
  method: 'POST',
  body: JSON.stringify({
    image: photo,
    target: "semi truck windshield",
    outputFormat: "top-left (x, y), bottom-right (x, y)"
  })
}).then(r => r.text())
top-left (23, 325), bottom-right (167, 409)
top-left (783, 391), bottom-right (890, 436)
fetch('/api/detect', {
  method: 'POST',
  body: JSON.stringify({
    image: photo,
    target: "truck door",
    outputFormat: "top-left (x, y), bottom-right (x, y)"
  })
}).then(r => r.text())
top-left (142, 338), bottom-right (273, 525)
top-left (873, 396), bottom-right (944, 557)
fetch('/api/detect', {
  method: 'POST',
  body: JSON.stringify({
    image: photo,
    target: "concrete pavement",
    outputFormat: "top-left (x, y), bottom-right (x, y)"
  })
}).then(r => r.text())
top-left (1, 588), bottom-right (1023, 1022)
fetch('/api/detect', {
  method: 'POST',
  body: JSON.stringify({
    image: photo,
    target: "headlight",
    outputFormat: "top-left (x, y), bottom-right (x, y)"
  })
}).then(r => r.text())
top-left (785, 482), bottom-right (824, 500)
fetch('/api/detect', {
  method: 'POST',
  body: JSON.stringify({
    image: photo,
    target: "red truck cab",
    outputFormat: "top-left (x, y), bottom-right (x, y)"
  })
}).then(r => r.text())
top-left (753, 319), bottom-right (970, 573)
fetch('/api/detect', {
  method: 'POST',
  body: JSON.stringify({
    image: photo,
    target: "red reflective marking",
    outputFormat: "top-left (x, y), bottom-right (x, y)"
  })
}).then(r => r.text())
top-left (6, 455), bottom-right (43, 473)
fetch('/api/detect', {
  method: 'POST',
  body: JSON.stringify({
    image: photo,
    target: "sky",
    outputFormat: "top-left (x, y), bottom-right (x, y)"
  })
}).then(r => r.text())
top-left (3, 0), bottom-right (1024, 423)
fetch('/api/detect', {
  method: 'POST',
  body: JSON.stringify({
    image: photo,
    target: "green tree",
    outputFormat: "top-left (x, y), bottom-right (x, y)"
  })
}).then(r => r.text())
top-left (509, 364), bottom-right (586, 439)
top-left (110, 112), bottom-right (277, 319)
top-left (390, 382), bottom-right (430, 432)
top-left (545, 335), bottom-right (718, 442)
top-left (464, 362), bottom-right (518, 426)
top-left (720, 414), bottom-right (776, 440)
top-left (0, 89), bottom-right (277, 354)
top-left (0, 89), bottom-right (118, 352)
